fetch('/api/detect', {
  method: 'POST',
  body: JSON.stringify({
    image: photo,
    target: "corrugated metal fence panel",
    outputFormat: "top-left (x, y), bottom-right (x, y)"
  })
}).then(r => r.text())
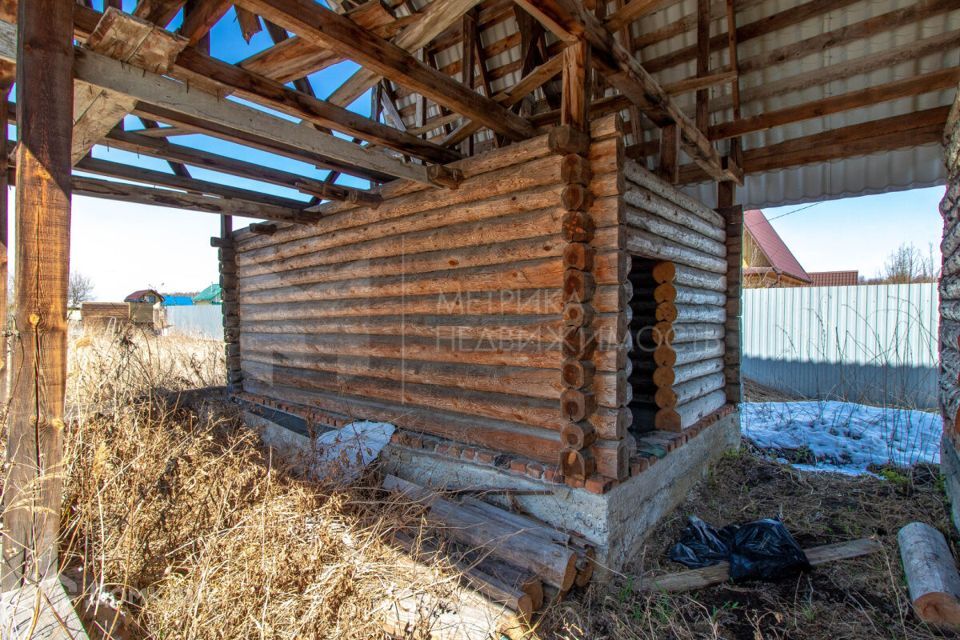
top-left (743, 283), bottom-right (939, 408)
top-left (165, 305), bottom-right (223, 340)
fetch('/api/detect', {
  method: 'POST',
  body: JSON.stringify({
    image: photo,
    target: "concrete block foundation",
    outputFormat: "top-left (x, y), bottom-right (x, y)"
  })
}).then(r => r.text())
top-left (243, 408), bottom-right (740, 572)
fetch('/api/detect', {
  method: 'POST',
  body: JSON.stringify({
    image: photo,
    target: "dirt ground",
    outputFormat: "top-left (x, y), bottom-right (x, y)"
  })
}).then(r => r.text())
top-left (541, 443), bottom-right (958, 640)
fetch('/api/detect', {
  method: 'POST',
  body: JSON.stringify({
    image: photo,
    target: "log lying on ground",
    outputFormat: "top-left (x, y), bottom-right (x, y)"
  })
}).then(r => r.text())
top-left (655, 389), bottom-right (726, 432)
top-left (384, 475), bottom-right (578, 591)
top-left (393, 531), bottom-right (536, 624)
top-left (899, 522), bottom-right (960, 626)
top-left (642, 538), bottom-right (883, 593)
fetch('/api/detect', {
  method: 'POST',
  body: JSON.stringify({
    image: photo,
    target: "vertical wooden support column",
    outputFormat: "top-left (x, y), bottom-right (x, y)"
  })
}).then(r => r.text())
top-left (695, 0), bottom-right (711, 132)
top-left (2, 0), bottom-right (74, 589)
top-left (217, 215), bottom-right (242, 390)
top-left (718, 185), bottom-right (743, 404)
top-left (0, 83), bottom-right (11, 404)
top-left (555, 38), bottom-right (600, 488)
top-left (939, 89), bottom-right (960, 435)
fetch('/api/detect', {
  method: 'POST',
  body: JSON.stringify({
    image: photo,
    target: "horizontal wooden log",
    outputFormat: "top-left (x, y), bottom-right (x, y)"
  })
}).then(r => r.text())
top-left (623, 187), bottom-right (725, 243)
top-left (561, 358), bottom-right (595, 389)
top-left (561, 153), bottom-right (592, 185)
top-left (560, 389), bottom-right (597, 422)
top-left (644, 301), bottom-right (725, 325)
top-left (560, 447), bottom-right (596, 481)
top-left (624, 227), bottom-right (727, 274)
top-left (563, 269), bottom-right (596, 303)
top-left (245, 379), bottom-right (564, 463)
top-left (655, 372), bottom-right (726, 409)
top-left (650, 357), bottom-right (724, 388)
top-left (591, 438), bottom-right (629, 481)
top-left (635, 322), bottom-right (724, 347)
top-left (653, 340), bottom-right (725, 368)
top-left (563, 242), bottom-right (595, 270)
top-left (622, 161), bottom-right (724, 227)
top-left (655, 390), bottom-right (727, 432)
top-left (563, 301), bottom-right (595, 327)
top-left (624, 206), bottom-right (726, 258)
top-left (654, 283), bottom-right (726, 306)
top-left (561, 421), bottom-right (597, 449)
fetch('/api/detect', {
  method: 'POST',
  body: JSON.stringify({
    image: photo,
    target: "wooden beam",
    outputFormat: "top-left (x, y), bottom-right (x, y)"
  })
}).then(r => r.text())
top-left (674, 106), bottom-right (950, 183)
top-left (0, 21), bottom-right (447, 186)
top-left (516, 0), bottom-right (733, 182)
top-left (179, 0), bottom-right (231, 45)
top-left (237, 1), bottom-right (408, 83)
top-left (441, 52), bottom-right (564, 146)
top-left (75, 156), bottom-right (311, 211)
top-left (708, 67), bottom-right (960, 142)
top-left (695, 0), bottom-right (710, 131)
top-left (560, 39), bottom-right (590, 132)
top-left (325, 0), bottom-right (485, 107)
top-left (173, 46), bottom-right (461, 164)
top-left (1, 0), bottom-right (73, 590)
top-left (0, 85), bottom-right (9, 407)
top-left (235, 0), bottom-right (537, 140)
top-left (133, 0), bottom-right (187, 26)
top-left (71, 9), bottom-right (188, 165)
top-left (103, 128), bottom-right (380, 203)
top-left (605, 0), bottom-right (673, 32)
top-left (658, 122), bottom-right (679, 183)
top-left (236, 7), bottom-right (263, 42)
top-left (71, 175), bottom-right (320, 222)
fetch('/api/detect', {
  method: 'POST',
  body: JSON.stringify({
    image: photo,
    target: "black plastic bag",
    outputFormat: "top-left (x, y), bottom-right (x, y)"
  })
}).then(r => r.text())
top-left (669, 516), bottom-right (811, 583)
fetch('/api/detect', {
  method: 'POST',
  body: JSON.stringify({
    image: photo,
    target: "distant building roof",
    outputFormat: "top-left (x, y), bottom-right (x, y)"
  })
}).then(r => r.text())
top-left (193, 283), bottom-right (222, 304)
top-left (743, 210), bottom-right (811, 284)
top-left (124, 289), bottom-right (164, 303)
top-left (808, 271), bottom-right (860, 287)
top-left (161, 295), bottom-right (194, 306)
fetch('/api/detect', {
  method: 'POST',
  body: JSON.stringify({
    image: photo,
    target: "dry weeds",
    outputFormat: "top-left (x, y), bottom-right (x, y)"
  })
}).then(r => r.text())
top-left (53, 328), bottom-right (450, 639)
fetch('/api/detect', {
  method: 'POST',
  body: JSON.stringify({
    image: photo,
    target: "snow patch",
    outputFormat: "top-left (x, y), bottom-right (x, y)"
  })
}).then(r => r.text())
top-left (742, 401), bottom-right (942, 475)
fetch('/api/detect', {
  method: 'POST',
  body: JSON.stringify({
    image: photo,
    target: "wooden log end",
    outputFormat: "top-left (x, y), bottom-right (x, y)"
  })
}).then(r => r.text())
top-left (563, 242), bottom-right (595, 271)
top-left (548, 125), bottom-right (591, 156)
top-left (560, 420), bottom-right (597, 449)
top-left (560, 389), bottom-right (597, 423)
top-left (655, 408), bottom-right (682, 432)
top-left (562, 210), bottom-right (595, 242)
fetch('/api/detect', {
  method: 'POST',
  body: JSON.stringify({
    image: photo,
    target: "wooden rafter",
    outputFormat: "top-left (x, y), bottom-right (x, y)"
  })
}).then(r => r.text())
top-left (133, 0), bottom-right (187, 26)
top-left (605, 0), bottom-right (674, 32)
top-left (325, 0), bottom-right (486, 107)
top-left (516, 0), bottom-right (734, 182)
top-left (103, 128), bottom-right (379, 203)
top-left (179, 0), bottom-right (231, 46)
top-left (234, 0), bottom-right (538, 141)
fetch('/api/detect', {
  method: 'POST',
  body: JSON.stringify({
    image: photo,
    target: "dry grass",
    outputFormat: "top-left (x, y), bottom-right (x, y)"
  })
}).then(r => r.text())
top-left (51, 328), bottom-right (451, 639)
top-left (541, 446), bottom-right (958, 640)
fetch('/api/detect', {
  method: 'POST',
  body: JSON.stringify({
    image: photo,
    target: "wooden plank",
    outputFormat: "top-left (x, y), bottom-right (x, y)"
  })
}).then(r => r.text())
top-left (235, 0), bottom-right (537, 141)
top-left (1, 0), bottom-right (72, 589)
top-left (236, 7), bottom-right (263, 42)
top-left (642, 538), bottom-right (883, 592)
top-left (1, 578), bottom-right (88, 639)
top-left (72, 8), bottom-right (188, 165)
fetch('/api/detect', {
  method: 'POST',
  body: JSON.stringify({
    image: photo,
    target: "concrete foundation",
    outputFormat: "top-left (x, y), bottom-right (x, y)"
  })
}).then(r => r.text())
top-left (243, 408), bottom-right (740, 571)
top-left (942, 435), bottom-right (960, 533)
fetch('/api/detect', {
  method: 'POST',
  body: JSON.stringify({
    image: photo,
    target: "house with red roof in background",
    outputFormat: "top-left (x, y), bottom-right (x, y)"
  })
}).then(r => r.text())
top-left (743, 209), bottom-right (858, 288)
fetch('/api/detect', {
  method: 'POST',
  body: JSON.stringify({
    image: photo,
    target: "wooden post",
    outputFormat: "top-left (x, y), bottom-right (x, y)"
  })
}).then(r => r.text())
top-left (719, 201), bottom-right (743, 404)
top-left (658, 123), bottom-right (680, 184)
top-left (696, 0), bottom-right (711, 132)
top-left (219, 214), bottom-right (242, 390)
top-left (2, 0), bottom-right (74, 589)
top-left (0, 83), bottom-right (11, 404)
top-left (561, 39), bottom-right (591, 133)
top-left (939, 87), bottom-right (960, 435)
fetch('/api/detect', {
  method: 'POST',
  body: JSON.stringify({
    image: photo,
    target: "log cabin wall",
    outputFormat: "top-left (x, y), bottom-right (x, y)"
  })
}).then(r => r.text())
top-left (618, 160), bottom-right (729, 439)
top-left (233, 115), bottom-right (621, 470)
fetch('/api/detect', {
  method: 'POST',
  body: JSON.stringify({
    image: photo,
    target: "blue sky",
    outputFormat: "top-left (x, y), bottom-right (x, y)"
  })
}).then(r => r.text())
top-left (7, 2), bottom-right (950, 300)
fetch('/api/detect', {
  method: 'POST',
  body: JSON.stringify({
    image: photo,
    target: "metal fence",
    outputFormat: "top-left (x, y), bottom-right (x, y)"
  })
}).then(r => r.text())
top-left (165, 305), bottom-right (224, 340)
top-left (742, 283), bottom-right (940, 408)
